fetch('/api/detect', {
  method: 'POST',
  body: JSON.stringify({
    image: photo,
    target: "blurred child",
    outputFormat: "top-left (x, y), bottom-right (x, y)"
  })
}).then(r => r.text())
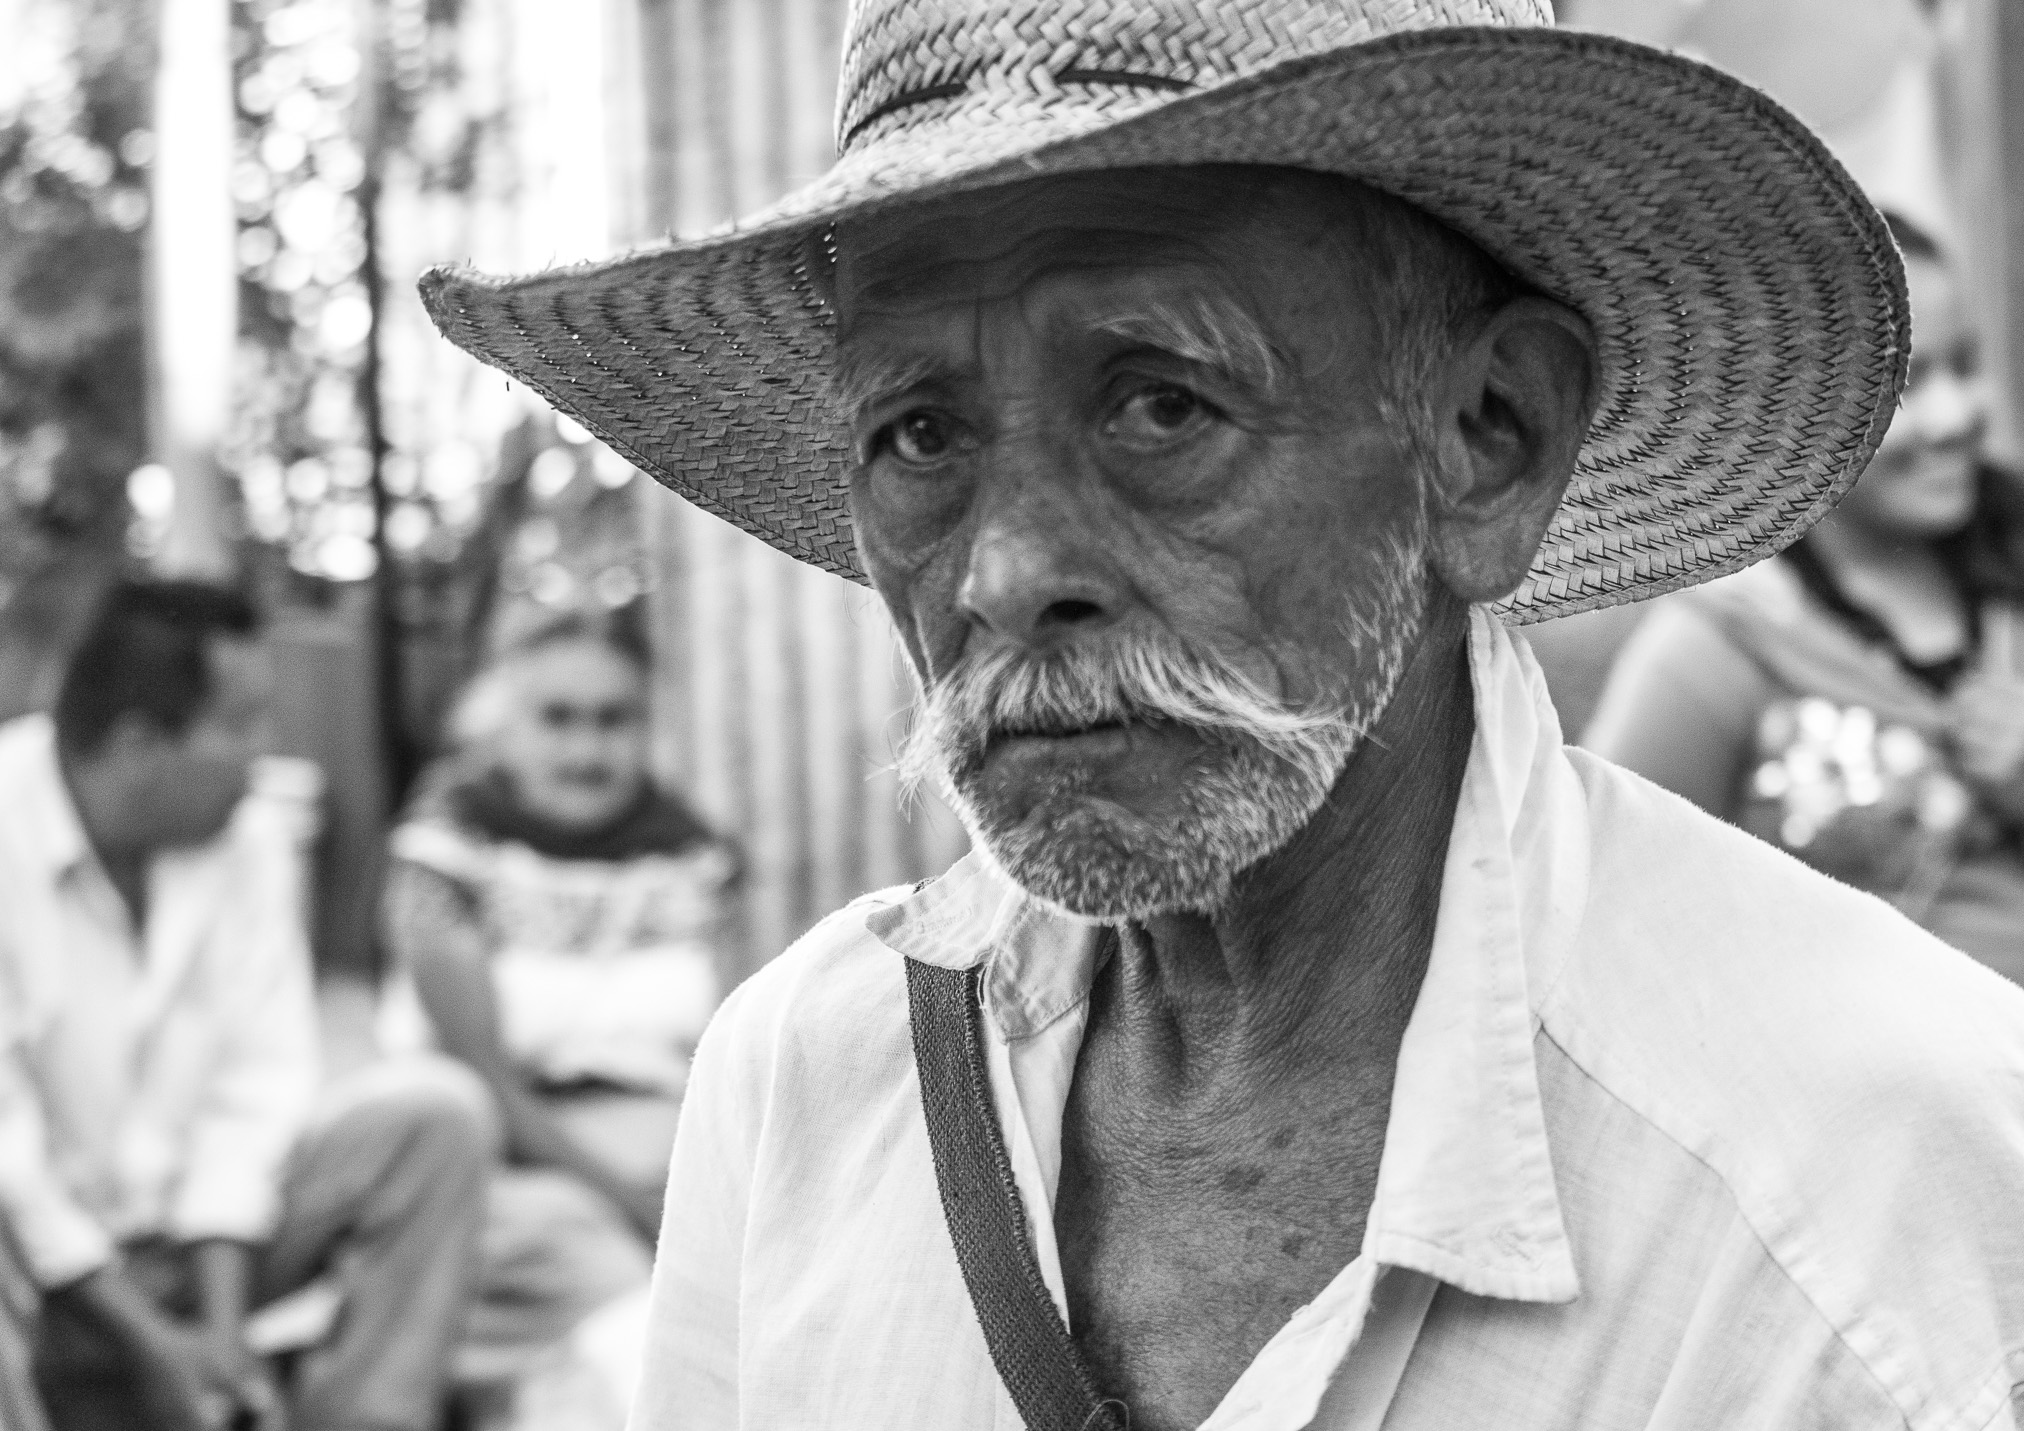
top-left (1586, 216), bottom-right (2024, 980)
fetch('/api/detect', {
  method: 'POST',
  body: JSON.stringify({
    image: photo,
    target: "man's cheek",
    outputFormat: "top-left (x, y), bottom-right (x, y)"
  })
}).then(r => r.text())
top-left (859, 530), bottom-right (973, 681)
top-left (851, 468), bottom-right (973, 571)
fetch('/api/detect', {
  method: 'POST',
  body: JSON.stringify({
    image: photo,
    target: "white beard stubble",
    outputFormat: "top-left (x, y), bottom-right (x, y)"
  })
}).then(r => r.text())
top-left (897, 522), bottom-right (1432, 921)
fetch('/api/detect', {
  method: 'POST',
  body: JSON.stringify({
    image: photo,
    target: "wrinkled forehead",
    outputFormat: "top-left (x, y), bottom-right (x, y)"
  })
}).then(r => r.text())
top-left (834, 166), bottom-right (1360, 313)
top-left (829, 167), bottom-right (1388, 396)
top-left (837, 226), bottom-right (1209, 330)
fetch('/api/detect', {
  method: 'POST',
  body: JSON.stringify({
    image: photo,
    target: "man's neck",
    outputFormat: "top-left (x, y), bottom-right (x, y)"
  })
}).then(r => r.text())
top-left (56, 749), bottom-right (152, 932)
top-left (1118, 593), bottom-right (1476, 1086)
top-left (1052, 595), bottom-right (1479, 1422)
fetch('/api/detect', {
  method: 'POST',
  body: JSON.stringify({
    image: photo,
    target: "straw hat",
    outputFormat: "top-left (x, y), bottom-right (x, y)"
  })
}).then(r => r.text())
top-left (420, 0), bottom-right (1909, 622)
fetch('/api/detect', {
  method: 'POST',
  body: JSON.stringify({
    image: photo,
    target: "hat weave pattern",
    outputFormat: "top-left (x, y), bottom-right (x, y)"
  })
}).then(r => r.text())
top-left (837, 0), bottom-right (1546, 150)
top-left (421, 0), bottom-right (1908, 622)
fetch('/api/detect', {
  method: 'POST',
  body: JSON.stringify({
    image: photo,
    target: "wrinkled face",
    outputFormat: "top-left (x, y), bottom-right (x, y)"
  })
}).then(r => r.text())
top-left (834, 167), bottom-right (1435, 918)
top-left (494, 638), bottom-right (652, 831)
top-left (128, 637), bottom-right (273, 849)
top-left (1840, 253), bottom-right (1986, 537)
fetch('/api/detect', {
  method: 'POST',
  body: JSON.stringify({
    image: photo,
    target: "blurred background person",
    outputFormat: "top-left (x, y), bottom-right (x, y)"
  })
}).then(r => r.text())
top-left (378, 602), bottom-right (736, 1429)
top-left (0, 579), bottom-right (491, 1431)
top-left (1585, 216), bottom-right (2024, 980)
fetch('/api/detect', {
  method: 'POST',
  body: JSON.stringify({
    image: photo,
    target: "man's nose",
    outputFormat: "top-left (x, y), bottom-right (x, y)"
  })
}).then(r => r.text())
top-left (1911, 369), bottom-right (1988, 447)
top-left (957, 487), bottom-right (1123, 646)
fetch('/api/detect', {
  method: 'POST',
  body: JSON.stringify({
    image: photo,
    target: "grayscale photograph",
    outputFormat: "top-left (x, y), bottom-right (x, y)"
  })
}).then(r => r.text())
top-left (0, 1), bottom-right (2019, 1428)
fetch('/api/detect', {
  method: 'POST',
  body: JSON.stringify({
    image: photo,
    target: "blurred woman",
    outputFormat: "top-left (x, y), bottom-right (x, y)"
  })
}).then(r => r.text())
top-left (379, 604), bottom-right (736, 1422)
top-left (1585, 217), bottom-right (2024, 981)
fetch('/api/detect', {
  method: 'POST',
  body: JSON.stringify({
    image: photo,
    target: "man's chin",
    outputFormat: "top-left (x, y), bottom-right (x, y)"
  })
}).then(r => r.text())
top-left (985, 839), bottom-right (1233, 922)
top-left (937, 725), bottom-right (1359, 921)
top-left (959, 794), bottom-right (1245, 921)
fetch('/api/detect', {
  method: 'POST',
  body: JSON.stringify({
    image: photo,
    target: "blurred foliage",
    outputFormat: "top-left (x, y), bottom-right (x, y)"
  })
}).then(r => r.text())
top-left (227, 0), bottom-right (380, 583)
top-left (0, 0), bottom-right (155, 714)
top-left (0, 0), bottom-right (653, 749)
top-left (0, 0), bottom-right (154, 556)
top-left (366, 0), bottom-right (655, 769)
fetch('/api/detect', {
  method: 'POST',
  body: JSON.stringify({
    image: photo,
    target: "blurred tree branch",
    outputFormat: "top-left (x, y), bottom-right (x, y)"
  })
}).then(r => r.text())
top-left (0, 0), bottom-right (156, 718)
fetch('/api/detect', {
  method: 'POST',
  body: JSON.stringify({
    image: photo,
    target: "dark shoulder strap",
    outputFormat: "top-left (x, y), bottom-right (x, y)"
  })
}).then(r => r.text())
top-left (904, 958), bottom-right (1126, 1431)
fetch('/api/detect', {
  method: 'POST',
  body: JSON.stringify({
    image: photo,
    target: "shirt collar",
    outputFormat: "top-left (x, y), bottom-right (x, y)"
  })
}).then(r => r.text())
top-left (869, 607), bottom-right (1585, 1305)
top-left (1362, 608), bottom-right (1584, 1303)
top-left (9, 714), bottom-right (95, 883)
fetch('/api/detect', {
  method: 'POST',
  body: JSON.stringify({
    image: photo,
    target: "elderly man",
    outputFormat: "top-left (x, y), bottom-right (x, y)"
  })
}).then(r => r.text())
top-left (423, 2), bottom-right (2024, 1427)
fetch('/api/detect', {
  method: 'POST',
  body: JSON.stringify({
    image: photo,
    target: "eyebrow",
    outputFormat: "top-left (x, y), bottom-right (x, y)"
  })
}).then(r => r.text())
top-left (826, 350), bottom-right (958, 423)
top-left (826, 291), bottom-right (1286, 421)
top-left (1085, 294), bottom-right (1284, 396)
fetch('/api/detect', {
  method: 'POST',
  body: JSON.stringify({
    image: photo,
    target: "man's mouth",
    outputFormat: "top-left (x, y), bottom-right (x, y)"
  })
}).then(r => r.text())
top-left (981, 717), bottom-right (1134, 764)
top-left (992, 715), bottom-right (1126, 739)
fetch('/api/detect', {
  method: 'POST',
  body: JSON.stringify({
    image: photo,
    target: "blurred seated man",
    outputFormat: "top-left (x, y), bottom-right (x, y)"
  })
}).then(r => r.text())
top-left (0, 580), bottom-right (493, 1431)
top-left (1586, 217), bottom-right (2024, 981)
top-left (378, 604), bottom-right (735, 1411)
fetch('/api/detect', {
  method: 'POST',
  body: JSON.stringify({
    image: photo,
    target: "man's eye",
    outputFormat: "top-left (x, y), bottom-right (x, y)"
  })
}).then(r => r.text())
top-left (1108, 384), bottom-right (1213, 447)
top-left (877, 411), bottom-right (959, 467)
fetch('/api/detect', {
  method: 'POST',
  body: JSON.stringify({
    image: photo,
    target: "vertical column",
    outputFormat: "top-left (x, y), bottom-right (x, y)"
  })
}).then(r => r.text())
top-left (633, 0), bottom-right (692, 798)
top-left (727, 0), bottom-right (810, 969)
top-left (784, 0), bottom-right (856, 933)
top-left (603, 0), bottom-right (649, 250)
top-left (674, 1), bottom-right (755, 974)
top-left (508, 0), bottom-right (609, 268)
top-left (1942, 0), bottom-right (2024, 464)
top-left (636, 0), bottom-right (681, 238)
top-left (623, 0), bottom-right (966, 983)
top-left (149, 0), bottom-right (237, 577)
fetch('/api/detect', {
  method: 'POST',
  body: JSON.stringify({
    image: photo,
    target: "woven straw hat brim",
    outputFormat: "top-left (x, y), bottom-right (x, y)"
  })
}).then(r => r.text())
top-left (421, 26), bottom-right (1909, 623)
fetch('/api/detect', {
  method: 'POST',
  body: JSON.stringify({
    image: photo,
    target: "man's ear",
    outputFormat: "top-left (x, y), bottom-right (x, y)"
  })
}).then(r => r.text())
top-left (1423, 297), bottom-right (1598, 604)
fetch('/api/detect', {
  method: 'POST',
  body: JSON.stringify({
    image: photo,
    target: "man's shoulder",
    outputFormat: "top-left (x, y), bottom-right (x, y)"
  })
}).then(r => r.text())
top-left (1552, 750), bottom-right (2024, 1423)
top-left (0, 713), bottom-right (58, 831)
top-left (699, 878), bottom-right (926, 1086)
top-left (1559, 746), bottom-right (2024, 1080)
top-left (0, 716), bottom-right (69, 897)
top-left (0, 711), bottom-right (51, 762)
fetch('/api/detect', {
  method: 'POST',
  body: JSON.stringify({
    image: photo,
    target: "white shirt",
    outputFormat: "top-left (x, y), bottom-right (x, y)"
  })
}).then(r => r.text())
top-left (377, 819), bottom-right (726, 1095)
top-left (0, 715), bottom-right (321, 1287)
top-left (632, 610), bottom-right (2024, 1431)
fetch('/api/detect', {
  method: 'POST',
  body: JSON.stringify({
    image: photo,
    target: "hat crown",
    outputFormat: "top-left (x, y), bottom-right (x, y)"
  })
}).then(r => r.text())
top-left (837, 0), bottom-right (1553, 153)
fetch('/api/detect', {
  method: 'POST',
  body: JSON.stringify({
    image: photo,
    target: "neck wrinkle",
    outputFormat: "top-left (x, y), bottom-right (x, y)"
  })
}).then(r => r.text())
top-left (1121, 595), bottom-right (1475, 1089)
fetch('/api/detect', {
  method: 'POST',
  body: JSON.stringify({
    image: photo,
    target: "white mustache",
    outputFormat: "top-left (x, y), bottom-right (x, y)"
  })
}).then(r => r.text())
top-left (897, 630), bottom-right (1353, 799)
